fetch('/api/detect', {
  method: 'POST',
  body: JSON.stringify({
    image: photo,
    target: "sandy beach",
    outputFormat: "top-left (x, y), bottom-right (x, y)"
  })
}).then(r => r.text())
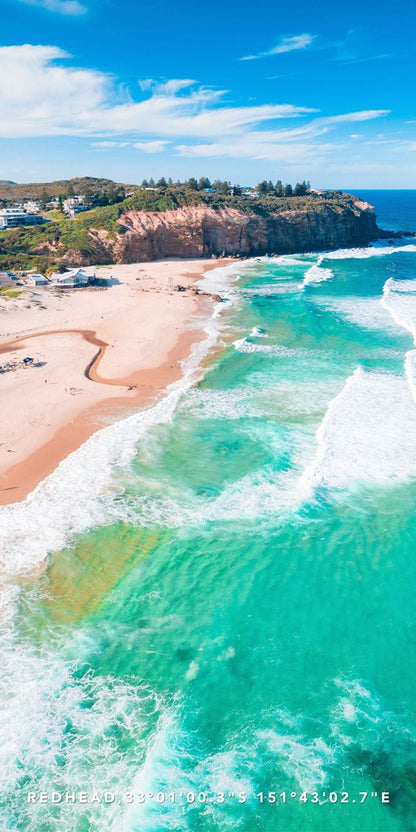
top-left (0, 258), bottom-right (229, 505)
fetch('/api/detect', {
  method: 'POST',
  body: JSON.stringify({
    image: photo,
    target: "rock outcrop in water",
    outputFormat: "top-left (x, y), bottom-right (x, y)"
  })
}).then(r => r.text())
top-left (59, 197), bottom-right (379, 267)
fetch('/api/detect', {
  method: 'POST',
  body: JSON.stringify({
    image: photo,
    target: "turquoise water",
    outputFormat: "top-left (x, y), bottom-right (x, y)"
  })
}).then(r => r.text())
top-left (2, 207), bottom-right (416, 830)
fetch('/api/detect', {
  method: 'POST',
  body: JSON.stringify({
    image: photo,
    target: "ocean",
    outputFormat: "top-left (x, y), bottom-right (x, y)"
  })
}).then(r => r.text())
top-left (1, 192), bottom-right (416, 832)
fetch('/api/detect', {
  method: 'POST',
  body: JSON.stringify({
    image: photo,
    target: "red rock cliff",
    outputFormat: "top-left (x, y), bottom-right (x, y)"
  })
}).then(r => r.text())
top-left (60, 199), bottom-right (380, 266)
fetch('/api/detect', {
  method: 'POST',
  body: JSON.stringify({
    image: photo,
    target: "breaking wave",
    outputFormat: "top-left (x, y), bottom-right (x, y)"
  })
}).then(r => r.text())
top-left (322, 243), bottom-right (416, 260)
top-left (382, 276), bottom-right (416, 401)
top-left (302, 256), bottom-right (334, 287)
top-left (302, 366), bottom-right (416, 494)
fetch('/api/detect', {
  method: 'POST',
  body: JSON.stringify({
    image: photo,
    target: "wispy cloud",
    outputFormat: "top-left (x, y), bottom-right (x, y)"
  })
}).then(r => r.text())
top-left (321, 110), bottom-right (390, 125)
top-left (175, 111), bottom-right (390, 161)
top-left (91, 139), bottom-right (171, 152)
top-left (241, 34), bottom-right (315, 62)
top-left (133, 140), bottom-right (171, 153)
top-left (91, 141), bottom-right (130, 148)
top-left (0, 44), bottom-right (392, 172)
top-left (0, 46), bottom-right (314, 139)
top-left (15, 0), bottom-right (87, 15)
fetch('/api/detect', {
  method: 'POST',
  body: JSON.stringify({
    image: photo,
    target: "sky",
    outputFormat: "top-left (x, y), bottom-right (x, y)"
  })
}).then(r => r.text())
top-left (1, 0), bottom-right (416, 187)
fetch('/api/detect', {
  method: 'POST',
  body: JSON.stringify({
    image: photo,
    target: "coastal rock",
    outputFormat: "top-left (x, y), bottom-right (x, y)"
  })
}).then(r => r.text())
top-left (104, 200), bottom-right (378, 264)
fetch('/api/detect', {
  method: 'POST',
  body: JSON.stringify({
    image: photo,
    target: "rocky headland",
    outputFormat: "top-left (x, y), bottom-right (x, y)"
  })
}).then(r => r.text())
top-left (54, 198), bottom-right (380, 267)
top-left (0, 190), bottom-right (394, 272)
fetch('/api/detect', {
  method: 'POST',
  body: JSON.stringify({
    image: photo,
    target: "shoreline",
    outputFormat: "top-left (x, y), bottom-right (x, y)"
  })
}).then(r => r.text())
top-left (0, 258), bottom-right (233, 506)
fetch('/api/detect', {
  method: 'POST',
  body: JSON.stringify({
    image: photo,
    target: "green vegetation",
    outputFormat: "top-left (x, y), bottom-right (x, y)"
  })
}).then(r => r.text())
top-left (0, 287), bottom-right (23, 299)
top-left (0, 176), bottom-right (134, 204)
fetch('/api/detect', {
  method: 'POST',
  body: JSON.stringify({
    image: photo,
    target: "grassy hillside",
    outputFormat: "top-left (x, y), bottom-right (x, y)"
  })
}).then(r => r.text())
top-left (0, 176), bottom-right (134, 202)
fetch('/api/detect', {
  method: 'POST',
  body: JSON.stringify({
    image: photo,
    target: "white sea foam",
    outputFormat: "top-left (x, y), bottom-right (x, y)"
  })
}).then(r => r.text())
top-left (302, 366), bottom-right (416, 493)
top-left (257, 729), bottom-right (334, 791)
top-left (329, 677), bottom-right (416, 758)
top-left (0, 632), bottom-right (161, 832)
top-left (315, 295), bottom-right (406, 335)
top-left (381, 276), bottom-right (416, 343)
top-left (271, 255), bottom-right (309, 266)
top-left (322, 243), bottom-right (416, 260)
top-left (196, 260), bottom-right (245, 300)
top-left (241, 283), bottom-right (302, 296)
top-left (381, 276), bottom-right (416, 401)
top-left (249, 326), bottom-right (267, 337)
top-left (302, 255), bottom-right (334, 287)
top-left (233, 339), bottom-right (300, 356)
top-left (182, 387), bottom-right (259, 420)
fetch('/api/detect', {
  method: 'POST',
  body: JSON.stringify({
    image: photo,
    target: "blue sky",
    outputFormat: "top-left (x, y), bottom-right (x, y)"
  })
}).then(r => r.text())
top-left (1, 0), bottom-right (415, 187)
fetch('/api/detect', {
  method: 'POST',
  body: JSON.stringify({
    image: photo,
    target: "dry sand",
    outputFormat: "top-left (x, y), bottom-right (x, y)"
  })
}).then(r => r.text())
top-left (0, 258), bottom-right (228, 505)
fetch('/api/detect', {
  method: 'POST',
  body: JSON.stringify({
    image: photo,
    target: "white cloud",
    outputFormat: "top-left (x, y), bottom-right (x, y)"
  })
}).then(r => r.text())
top-left (16, 0), bottom-right (87, 15)
top-left (133, 140), bottom-right (171, 153)
top-left (321, 109), bottom-right (390, 125)
top-left (138, 79), bottom-right (155, 92)
top-left (175, 140), bottom-right (336, 163)
top-left (174, 111), bottom-right (390, 162)
top-left (0, 44), bottom-right (392, 173)
top-left (0, 46), bottom-right (315, 139)
top-left (241, 34), bottom-right (315, 61)
top-left (91, 141), bottom-right (130, 148)
top-left (155, 79), bottom-right (196, 95)
top-left (0, 46), bottom-right (109, 137)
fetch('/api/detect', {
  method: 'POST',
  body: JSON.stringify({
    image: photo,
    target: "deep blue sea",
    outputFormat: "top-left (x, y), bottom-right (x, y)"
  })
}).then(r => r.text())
top-left (1, 192), bottom-right (416, 831)
top-left (352, 190), bottom-right (416, 233)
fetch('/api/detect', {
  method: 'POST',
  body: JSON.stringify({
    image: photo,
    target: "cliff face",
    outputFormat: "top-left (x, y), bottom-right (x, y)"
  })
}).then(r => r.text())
top-left (58, 198), bottom-right (379, 267)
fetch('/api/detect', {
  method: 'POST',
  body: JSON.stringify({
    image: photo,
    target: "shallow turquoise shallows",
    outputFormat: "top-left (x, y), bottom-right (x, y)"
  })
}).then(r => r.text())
top-left (2, 193), bottom-right (416, 832)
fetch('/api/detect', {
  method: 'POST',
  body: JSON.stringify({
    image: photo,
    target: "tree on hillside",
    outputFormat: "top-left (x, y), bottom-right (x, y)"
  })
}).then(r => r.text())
top-left (104, 183), bottom-right (125, 204)
top-left (198, 177), bottom-right (211, 190)
top-left (141, 179), bottom-right (149, 188)
top-left (256, 180), bottom-right (269, 194)
top-left (148, 178), bottom-right (155, 188)
top-left (293, 180), bottom-right (309, 196)
top-left (157, 177), bottom-right (167, 188)
top-left (185, 177), bottom-right (199, 190)
top-left (40, 188), bottom-right (48, 210)
top-left (275, 180), bottom-right (284, 196)
top-left (212, 180), bottom-right (230, 194)
top-left (284, 183), bottom-right (293, 197)
top-left (82, 185), bottom-right (94, 209)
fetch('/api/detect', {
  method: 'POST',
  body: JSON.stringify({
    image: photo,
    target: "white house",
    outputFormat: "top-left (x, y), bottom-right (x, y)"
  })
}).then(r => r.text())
top-left (23, 201), bottom-right (41, 214)
top-left (0, 209), bottom-right (45, 229)
top-left (50, 267), bottom-right (95, 288)
top-left (25, 273), bottom-right (49, 286)
top-left (63, 195), bottom-right (87, 216)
